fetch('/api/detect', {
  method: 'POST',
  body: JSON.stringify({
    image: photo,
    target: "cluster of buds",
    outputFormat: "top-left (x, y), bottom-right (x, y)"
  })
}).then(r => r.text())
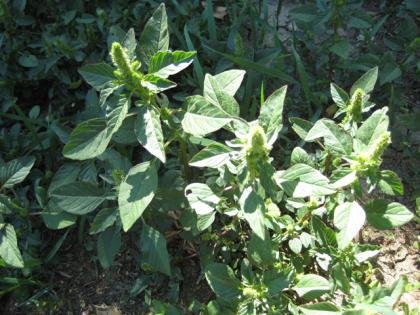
top-left (243, 125), bottom-right (271, 179)
top-left (351, 131), bottom-right (391, 172)
top-left (110, 42), bottom-right (148, 99)
top-left (343, 88), bottom-right (364, 124)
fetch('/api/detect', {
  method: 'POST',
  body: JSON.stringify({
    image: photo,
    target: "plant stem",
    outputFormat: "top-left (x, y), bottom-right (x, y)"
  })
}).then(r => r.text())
top-left (178, 135), bottom-right (191, 181)
top-left (78, 215), bottom-right (86, 244)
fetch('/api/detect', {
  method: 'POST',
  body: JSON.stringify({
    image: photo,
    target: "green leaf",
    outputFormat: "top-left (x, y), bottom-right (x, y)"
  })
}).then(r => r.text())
top-left (330, 40), bottom-right (349, 59)
top-left (203, 44), bottom-right (296, 84)
top-left (277, 164), bottom-right (335, 198)
top-left (365, 200), bottom-right (414, 230)
top-left (50, 182), bottom-right (107, 215)
top-left (293, 274), bottom-right (330, 300)
top-left (48, 163), bottom-right (81, 193)
top-left (205, 263), bottom-right (241, 301)
top-left (0, 224), bottom-right (24, 268)
top-left (289, 117), bottom-right (314, 140)
top-left (239, 187), bottom-right (266, 239)
top-left (182, 96), bottom-right (232, 136)
top-left (139, 224), bottom-right (171, 276)
top-left (305, 119), bottom-right (352, 155)
top-left (258, 85), bottom-right (287, 142)
top-left (189, 143), bottom-right (232, 168)
top-left (89, 208), bottom-right (117, 234)
top-left (334, 201), bottom-right (366, 249)
top-left (118, 162), bottom-right (158, 232)
top-left (248, 231), bottom-right (274, 266)
top-left (141, 74), bottom-right (176, 93)
top-left (378, 170), bottom-right (403, 196)
top-left (97, 226), bottom-right (121, 268)
top-left (380, 63), bottom-right (401, 86)
top-left (149, 50), bottom-right (196, 78)
top-left (300, 302), bottom-right (341, 315)
top-left (135, 105), bottom-right (165, 163)
top-left (289, 237), bottom-right (302, 254)
top-left (79, 63), bottom-right (116, 90)
top-left (350, 67), bottom-right (378, 95)
top-left (0, 156), bottom-right (35, 189)
top-left (18, 54), bottom-right (38, 68)
top-left (355, 108), bottom-right (389, 151)
top-left (138, 3), bottom-right (169, 66)
top-left (204, 70), bottom-right (245, 97)
top-left (330, 83), bottom-right (349, 108)
top-left (203, 74), bottom-right (240, 116)
top-left (105, 94), bottom-right (130, 133)
top-left (63, 118), bottom-right (113, 160)
top-left (185, 183), bottom-right (219, 215)
top-left (291, 147), bottom-right (311, 165)
top-left (122, 28), bottom-right (137, 61)
top-left (42, 204), bottom-right (77, 230)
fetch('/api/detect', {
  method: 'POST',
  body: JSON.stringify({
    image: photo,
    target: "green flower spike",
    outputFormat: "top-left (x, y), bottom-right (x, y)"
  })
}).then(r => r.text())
top-left (110, 42), bottom-right (132, 79)
top-left (343, 88), bottom-right (364, 123)
top-left (244, 125), bottom-right (271, 179)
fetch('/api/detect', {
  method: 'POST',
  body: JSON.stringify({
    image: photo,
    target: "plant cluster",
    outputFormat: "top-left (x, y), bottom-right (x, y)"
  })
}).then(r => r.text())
top-left (0, 1), bottom-right (418, 314)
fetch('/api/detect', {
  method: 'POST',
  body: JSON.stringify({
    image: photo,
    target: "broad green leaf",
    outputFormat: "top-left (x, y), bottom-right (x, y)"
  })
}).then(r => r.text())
top-left (205, 263), bottom-right (241, 301)
top-left (0, 224), bottom-right (24, 268)
top-left (139, 224), bottom-right (171, 276)
top-left (189, 143), bottom-right (232, 168)
top-left (306, 119), bottom-right (352, 155)
top-left (149, 50), bottom-right (196, 78)
top-left (42, 202), bottom-right (77, 230)
top-left (97, 226), bottom-right (121, 268)
top-left (258, 85), bottom-right (287, 142)
top-left (355, 107), bottom-right (389, 150)
top-left (48, 163), bottom-right (81, 193)
top-left (277, 164), bottom-right (335, 198)
top-left (293, 274), bottom-right (330, 300)
top-left (141, 74), bottom-right (176, 93)
top-left (239, 186), bottom-right (266, 239)
top-left (378, 170), bottom-right (403, 196)
top-left (248, 231), bottom-right (274, 266)
top-left (289, 117), bottom-right (314, 140)
top-left (311, 216), bottom-right (337, 248)
top-left (365, 200), bottom-right (414, 230)
top-left (203, 73), bottom-right (241, 116)
top-left (63, 118), bottom-right (113, 160)
top-left (332, 170), bottom-right (357, 189)
top-left (135, 105), bottom-right (165, 163)
top-left (89, 208), bottom-right (117, 234)
top-left (334, 201), bottom-right (366, 249)
top-left (185, 183), bottom-right (219, 215)
top-left (380, 63), bottom-right (401, 86)
top-left (78, 63), bottom-right (116, 90)
top-left (122, 28), bottom-right (137, 61)
top-left (300, 302), bottom-right (341, 315)
top-left (204, 70), bottom-right (245, 98)
top-left (330, 40), bottom-right (349, 59)
top-left (182, 96), bottom-right (232, 136)
top-left (50, 182), bottom-right (107, 215)
top-left (291, 147), bottom-right (311, 165)
top-left (138, 3), bottom-right (169, 65)
top-left (105, 94), bottom-right (130, 133)
top-left (289, 238), bottom-right (302, 254)
top-left (350, 67), bottom-right (378, 95)
top-left (0, 156), bottom-right (35, 189)
top-left (330, 83), bottom-right (349, 108)
top-left (118, 162), bottom-right (158, 232)
top-left (305, 119), bottom-right (353, 154)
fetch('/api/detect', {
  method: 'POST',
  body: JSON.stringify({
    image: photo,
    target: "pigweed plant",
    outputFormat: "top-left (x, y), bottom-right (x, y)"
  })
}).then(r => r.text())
top-left (0, 3), bottom-right (411, 314)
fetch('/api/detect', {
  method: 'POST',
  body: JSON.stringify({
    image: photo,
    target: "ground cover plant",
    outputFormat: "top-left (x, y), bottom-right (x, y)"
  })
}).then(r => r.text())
top-left (0, 0), bottom-right (419, 314)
